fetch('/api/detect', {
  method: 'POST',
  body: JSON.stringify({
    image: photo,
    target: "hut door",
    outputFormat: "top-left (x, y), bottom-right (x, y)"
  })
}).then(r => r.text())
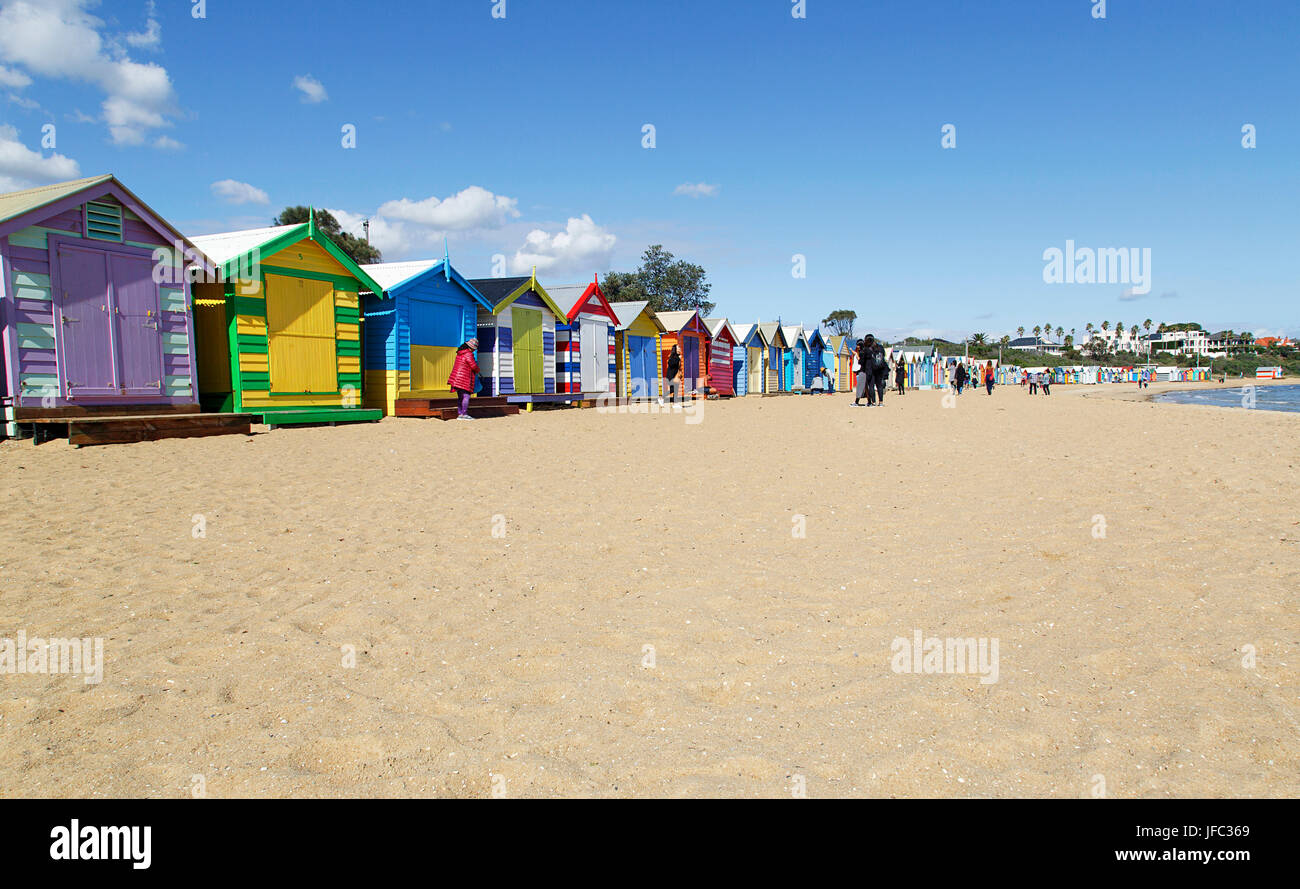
top-left (749, 347), bottom-right (762, 393)
top-left (580, 318), bottom-right (607, 393)
top-left (511, 307), bottom-right (542, 394)
top-left (628, 335), bottom-right (656, 397)
top-left (682, 336), bottom-right (699, 390)
top-left (110, 253), bottom-right (163, 395)
top-left (55, 244), bottom-right (118, 396)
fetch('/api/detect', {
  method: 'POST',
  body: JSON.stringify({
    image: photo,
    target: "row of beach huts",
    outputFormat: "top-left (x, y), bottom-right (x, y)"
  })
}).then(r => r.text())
top-left (0, 175), bottom-right (854, 445)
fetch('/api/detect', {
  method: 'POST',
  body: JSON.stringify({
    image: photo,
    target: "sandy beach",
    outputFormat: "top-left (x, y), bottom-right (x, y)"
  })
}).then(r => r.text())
top-left (1, 381), bottom-right (1296, 798)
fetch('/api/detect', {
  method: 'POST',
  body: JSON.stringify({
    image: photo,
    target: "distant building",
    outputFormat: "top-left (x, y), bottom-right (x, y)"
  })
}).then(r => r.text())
top-left (1007, 336), bottom-right (1064, 356)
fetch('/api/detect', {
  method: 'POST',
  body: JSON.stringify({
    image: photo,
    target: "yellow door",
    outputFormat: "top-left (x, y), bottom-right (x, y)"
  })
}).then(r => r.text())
top-left (265, 274), bottom-right (337, 393)
top-left (410, 345), bottom-right (457, 394)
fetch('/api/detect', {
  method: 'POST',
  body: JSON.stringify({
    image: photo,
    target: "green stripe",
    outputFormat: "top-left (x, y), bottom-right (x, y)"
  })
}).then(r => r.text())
top-left (336, 340), bottom-right (360, 357)
top-left (335, 306), bottom-right (360, 323)
top-left (231, 295), bottom-right (266, 316)
top-left (241, 372), bottom-right (271, 388)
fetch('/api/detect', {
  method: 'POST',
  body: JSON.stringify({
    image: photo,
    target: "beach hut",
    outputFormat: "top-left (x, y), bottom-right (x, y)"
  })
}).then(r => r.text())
top-left (806, 328), bottom-right (830, 387)
top-left (782, 325), bottom-right (810, 391)
top-left (828, 335), bottom-right (853, 392)
top-left (189, 214), bottom-right (385, 426)
top-left (466, 273), bottom-right (568, 403)
top-left (0, 174), bottom-right (254, 444)
top-left (358, 249), bottom-right (494, 416)
top-left (655, 310), bottom-right (710, 394)
top-left (757, 323), bottom-right (790, 393)
top-left (609, 300), bottom-right (665, 398)
top-left (703, 318), bottom-right (738, 396)
top-left (550, 275), bottom-right (618, 397)
top-left (731, 323), bottom-right (758, 396)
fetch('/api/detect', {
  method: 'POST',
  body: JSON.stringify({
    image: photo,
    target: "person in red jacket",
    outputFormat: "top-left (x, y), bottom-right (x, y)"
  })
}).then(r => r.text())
top-left (447, 338), bottom-right (480, 420)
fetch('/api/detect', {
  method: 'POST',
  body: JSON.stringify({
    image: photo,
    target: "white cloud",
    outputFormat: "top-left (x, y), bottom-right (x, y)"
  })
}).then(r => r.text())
top-left (153, 135), bottom-right (182, 150)
top-left (673, 182), bottom-right (719, 198)
top-left (292, 74), bottom-right (328, 104)
top-left (328, 208), bottom-right (419, 258)
top-left (123, 1), bottom-right (160, 49)
top-left (0, 0), bottom-right (178, 146)
top-left (378, 185), bottom-right (520, 230)
top-left (510, 214), bottom-right (617, 275)
top-left (0, 64), bottom-right (30, 88)
top-left (0, 123), bottom-right (80, 191)
top-left (7, 92), bottom-right (39, 109)
top-left (211, 179), bottom-right (270, 205)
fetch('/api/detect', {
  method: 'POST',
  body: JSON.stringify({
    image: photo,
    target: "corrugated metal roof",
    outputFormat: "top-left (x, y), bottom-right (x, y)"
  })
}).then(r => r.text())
top-left (703, 317), bottom-right (737, 342)
top-left (467, 275), bottom-right (530, 307)
top-left (758, 322), bottom-right (786, 347)
top-left (782, 324), bottom-right (807, 347)
top-left (654, 310), bottom-right (699, 333)
top-left (0, 174), bottom-right (114, 225)
top-left (608, 300), bottom-right (651, 330)
top-left (732, 323), bottom-right (756, 343)
top-left (360, 259), bottom-right (440, 292)
top-left (190, 224), bottom-right (300, 265)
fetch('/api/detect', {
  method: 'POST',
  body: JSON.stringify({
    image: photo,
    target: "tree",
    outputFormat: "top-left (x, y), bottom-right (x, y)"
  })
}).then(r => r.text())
top-left (1044, 322), bottom-right (1052, 341)
top-left (1033, 325), bottom-right (1042, 338)
top-left (1143, 318), bottom-right (1153, 333)
top-left (822, 310), bottom-right (857, 337)
top-left (1064, 334), bottom-right (1074, 350)
top-left (1055, 326), bottom-right (1064, 342)
top-left (969, 332), bottom-right (988, 346)
top-left (999, 335), bottom-right (1011, 349)
top-left (602, 245), bottom-right (714, 315)
top-left (273, 206), bottom-right (381, 265)
top-left (1085, 322), bottom-right (1094, 334)
top-left (1017, 326), bottom-right (1025, 339)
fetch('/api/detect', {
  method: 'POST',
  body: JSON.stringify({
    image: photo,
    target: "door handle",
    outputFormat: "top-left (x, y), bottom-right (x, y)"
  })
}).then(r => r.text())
top-left (63, 316), bottom-right (79, 323)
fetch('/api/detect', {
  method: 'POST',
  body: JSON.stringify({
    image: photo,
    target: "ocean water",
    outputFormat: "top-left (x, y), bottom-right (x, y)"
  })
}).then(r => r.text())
top-left (1157, 383), bottom-right (1300, 413)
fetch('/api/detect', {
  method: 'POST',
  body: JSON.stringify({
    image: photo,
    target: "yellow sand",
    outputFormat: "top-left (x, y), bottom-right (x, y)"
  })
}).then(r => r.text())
top-left (0, 381), bottom-right (1295, 797)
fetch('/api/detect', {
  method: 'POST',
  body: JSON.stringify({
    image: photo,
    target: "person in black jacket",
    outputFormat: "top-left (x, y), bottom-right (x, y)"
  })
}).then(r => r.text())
top-left (665, 345), bottom-right (682, 401)
top-left (861, 335), bottom-right (887, 406)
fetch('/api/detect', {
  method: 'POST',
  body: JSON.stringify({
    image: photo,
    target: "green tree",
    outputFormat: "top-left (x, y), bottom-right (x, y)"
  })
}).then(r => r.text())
top-left (273, 206), bottom-right (381, 265)
top-left (602, 245), bottom-right (714, 315)
top-left (1017, 326), bottom-right (1025, 338)
top-left (821, 309), bottom-right (857, 337)
top-left (969, 332), bottom-right (988, 346)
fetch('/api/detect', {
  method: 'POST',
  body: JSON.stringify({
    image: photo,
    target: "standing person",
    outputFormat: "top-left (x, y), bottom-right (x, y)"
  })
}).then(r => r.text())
top-left (861, 335), bottom-right (887, 405)
top-left (954, 362), bottom-right (968, 395)
top-left (447, 337), bottom-right (480, 420)
top-left (853, 339), bottom-right (870, 405)
top-left (665, 345), bottom-right (682, 402)
top-left (895, 356), bottom-right (907, 396)
top-left (984, 361), bottom-right (995, 395)
top-left (1029, 371), bottom-right (1038, 395)
top-left (1041, 371), bottom-right (1052, 396)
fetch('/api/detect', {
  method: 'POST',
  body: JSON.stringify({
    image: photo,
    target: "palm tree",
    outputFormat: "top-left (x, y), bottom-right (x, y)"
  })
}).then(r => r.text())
top-left (1143, 318), bottom-right (1152, 334)
top-left (999, 335), bottom-right (1010, 349)
top-left (970, 332), bottom-right (988, 346)
top-left (1085, 322), bottom-right (1094, 334)
top-left (1055, 326), bottom-right (1064, 342)
top-left (1064, 334), bottom-right (1074, 350)
top-left (1017, 326), bottom-right (1025, 339)
top-left (1101, 320), bottom-right (1110, 331)
top-left (1044, 322), bottom-right (1052, 341)
top-left (1033, 325), bottom-right (1041, 338)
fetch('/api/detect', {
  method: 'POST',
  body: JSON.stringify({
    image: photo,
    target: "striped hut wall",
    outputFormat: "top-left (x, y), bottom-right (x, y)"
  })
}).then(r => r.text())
top-left (5, 238), bottom-right (58, 403)
top-left (541, 309), bottom-right (556, 394)
top-left (362, 291), bottom-right (397, 412)
top-left (476, 308), bottom-right (501, 396)
top-left (732, 344), bottom-right (747, 396)
top-left (554, 324), bottom-right (577, 393)
top-left (709, 336), bottom-right (734, 395)
top-left (608, 323), bottom-right (616, 393)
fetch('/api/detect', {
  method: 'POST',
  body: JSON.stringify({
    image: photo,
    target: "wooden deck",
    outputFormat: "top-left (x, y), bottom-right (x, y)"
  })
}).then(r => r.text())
top-left (394, 395), bottom-right (521, 420)
top-left (24, 412), bottom-right (255, 447)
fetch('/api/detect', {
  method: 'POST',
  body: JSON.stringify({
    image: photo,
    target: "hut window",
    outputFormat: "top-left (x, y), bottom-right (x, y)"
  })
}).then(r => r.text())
top-left (85, 201), bottom-right (124, 242)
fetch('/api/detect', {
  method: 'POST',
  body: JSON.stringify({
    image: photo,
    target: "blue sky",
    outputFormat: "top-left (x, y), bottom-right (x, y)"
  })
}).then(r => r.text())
top-left (2, 0), bottom-right (1297, 339)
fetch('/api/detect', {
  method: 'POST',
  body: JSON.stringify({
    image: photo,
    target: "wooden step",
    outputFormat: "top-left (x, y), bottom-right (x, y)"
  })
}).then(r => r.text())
top-left (62, 413), bottom-right (255, 447)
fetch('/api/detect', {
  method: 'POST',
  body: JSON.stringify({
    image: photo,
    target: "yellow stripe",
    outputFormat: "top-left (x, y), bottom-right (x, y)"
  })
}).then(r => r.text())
top-left (237, 314), bottom-right (267, 336)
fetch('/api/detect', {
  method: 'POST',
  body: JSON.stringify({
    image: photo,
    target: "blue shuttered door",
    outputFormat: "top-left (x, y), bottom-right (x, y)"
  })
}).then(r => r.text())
top-left (628, 335), bottom-right (657, 397)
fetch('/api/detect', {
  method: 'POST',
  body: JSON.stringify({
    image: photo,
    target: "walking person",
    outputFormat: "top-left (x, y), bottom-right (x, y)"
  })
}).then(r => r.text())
top-left (447, 337), bottom-right (480, 420)
top-left (984, 361), bottom-right (995, 395)
top-left (953, 362), bottom-right (968, 395)
top-left (1041, 371), bottom-right (1052, 396)
top-left (895, 357), bottom-right (907, 396)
